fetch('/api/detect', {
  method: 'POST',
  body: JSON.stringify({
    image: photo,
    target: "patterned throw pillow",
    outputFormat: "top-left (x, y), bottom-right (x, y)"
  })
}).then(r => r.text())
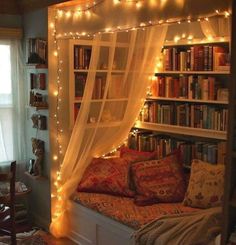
top-left (183, 159), bottom-right (225, 209)
top-left (77, 157), bottom-right (134, 197)
top-left (131, 153), bottom-right (186, 205)
top-left (120, 147), bottom-right (157, 163)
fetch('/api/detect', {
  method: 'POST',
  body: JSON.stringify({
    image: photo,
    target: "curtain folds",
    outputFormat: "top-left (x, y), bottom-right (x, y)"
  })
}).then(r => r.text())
top-left (200, 17), bottom-right (231, 40)
top-left (50, 25), bottom-right (168, 237)
top-left (0, 39), bottom-right (25, 163)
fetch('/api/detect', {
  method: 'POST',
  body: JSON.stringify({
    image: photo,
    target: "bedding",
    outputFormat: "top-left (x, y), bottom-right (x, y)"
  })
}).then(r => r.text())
top-left (73, 192), bottom-right (199, 230)
top-left (134, 206), bottom-right (222, 245)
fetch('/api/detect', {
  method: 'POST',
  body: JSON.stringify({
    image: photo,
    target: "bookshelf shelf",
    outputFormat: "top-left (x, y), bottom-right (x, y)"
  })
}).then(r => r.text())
top-left (156, 71), bottom-right (230, 75)
top-left (26, 105), bottom-right (48, 111)
top-left (74, 98), bottom-right (128, 103)
top-left (146, 96), bottom-right (228, 105)
top-left (69, 33), bottom-right (133, 128)
top-left (164, 37), bottom-right (230, 47)
top-left (135, 121), bottom-right (227, 140)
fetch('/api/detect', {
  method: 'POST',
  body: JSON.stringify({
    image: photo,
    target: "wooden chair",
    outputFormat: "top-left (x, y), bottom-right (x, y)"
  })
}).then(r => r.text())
top-left (0, 161), bottom-right (16, 245)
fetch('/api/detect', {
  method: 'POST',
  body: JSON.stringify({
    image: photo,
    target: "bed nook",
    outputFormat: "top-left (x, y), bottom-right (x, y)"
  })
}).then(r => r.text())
top-left (47, 0), bottom-right (234, 244)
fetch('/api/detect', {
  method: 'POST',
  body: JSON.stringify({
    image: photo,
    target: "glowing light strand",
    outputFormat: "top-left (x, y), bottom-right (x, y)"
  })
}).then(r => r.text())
top-left (55, 10), bottom-right (231, 40)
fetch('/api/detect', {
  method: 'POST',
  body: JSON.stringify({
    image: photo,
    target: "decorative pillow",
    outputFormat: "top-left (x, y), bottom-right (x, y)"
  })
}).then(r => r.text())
top-left (183, 159), bottom-right (225, 209)
top-left (131, 153), bottom-right (186, 205)
top-left (120, 147), bottom-right (157, 163)
top-left (77, 157), bottom-right (134, 197)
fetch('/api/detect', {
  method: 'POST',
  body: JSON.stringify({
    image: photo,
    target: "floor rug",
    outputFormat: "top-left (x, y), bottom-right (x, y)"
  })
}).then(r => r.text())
top-left (0, 230), bottom-right (48, 245)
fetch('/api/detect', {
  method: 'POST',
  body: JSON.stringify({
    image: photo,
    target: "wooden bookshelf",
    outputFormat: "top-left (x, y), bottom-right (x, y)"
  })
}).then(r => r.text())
top-left (69, 32), bottom-right (134, 128)
top-left (156, 71), bottom-right (230, 75)
top-left (132, 38), bottom-right (229, 167)
top-left (146, 96), bottom-right (228, 105)
top-left (135, 121), bottom-right (227, 140)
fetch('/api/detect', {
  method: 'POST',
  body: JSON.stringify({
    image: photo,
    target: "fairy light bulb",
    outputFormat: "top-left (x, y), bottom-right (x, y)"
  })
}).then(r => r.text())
top-left (136, 1), bottom-right (142, 8)
top-left (53, 155), bottom-right (58, 161)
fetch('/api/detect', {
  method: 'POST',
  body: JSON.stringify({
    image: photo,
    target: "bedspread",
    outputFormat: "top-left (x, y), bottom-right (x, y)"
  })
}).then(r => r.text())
top-left (134, 206), bottom-right (222, 245)
top-left (73, 192), bottom-right (199, 229)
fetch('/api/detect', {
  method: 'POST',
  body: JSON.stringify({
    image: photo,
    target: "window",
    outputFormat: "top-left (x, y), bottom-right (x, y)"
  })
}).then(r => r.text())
top-left (0, 43), bottom-right (14, 162)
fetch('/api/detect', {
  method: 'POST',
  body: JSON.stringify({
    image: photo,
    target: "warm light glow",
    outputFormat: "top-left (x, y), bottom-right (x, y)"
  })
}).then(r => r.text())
top-left (54, 91), bottom-right (58, 96)
top-left (207, 35), bottom-right (213, 41)
top-left (225, 11), bottom-right (230, 18)
top-left (136, 1), bottom-right (142, 8)
top-left (53, 51), bottom-right (58, 57)
top-left (66, 11), bottom-right (71, 18)
top-left (174, 35), bottom-right (180, 43)
top-left (50, 23), bottom-right (55, 29)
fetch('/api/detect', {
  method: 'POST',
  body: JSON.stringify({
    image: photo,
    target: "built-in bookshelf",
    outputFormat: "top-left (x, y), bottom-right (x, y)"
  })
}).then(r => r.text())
top-left (69, 32), bottom-right (134, 128)
top-left (132, 38), bottom-right (230, 168)
top-left (25, 65), bottom-right (48, 178)
top-left (128, 129), bottom-right (226, 167)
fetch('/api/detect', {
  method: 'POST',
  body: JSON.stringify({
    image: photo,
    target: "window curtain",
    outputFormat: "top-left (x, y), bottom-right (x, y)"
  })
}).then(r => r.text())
top-left (0, 39), bottom-right (26, 164)
top-left (50, 25), bottom-right (168, 237)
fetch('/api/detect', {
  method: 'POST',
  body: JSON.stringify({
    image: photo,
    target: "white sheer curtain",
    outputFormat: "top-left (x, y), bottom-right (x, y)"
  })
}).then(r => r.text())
top-left (50, 25), bottom-right (168, 237)
top-left (200, 17), bottom-right (231, 40)
top-left (0, 39), bottom-right (25, 164)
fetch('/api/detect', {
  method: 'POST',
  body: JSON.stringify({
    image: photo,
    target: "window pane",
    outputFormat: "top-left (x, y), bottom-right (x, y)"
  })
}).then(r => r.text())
top-left (0, 45), bottom-right (11, 105)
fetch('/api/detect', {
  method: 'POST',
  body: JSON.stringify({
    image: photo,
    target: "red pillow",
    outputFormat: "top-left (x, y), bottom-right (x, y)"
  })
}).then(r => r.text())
top-left (77, 157), bottom-right (134, 197)
top-left (120, 147), bottom-right (157, 163)
top-left (131, 153), bottom-right (186, 205)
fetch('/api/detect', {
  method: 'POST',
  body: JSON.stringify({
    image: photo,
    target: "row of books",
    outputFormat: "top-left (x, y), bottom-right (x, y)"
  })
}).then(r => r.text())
top-left (128, 131), bottom-right (226, 165)
top-left (92, 76), bottom-right (106, 99)
top-left (30, 73), bottom-right (46, 90)
top-left (75, 73), bottom-right (126, 100)
top-left (140, 102), bottom-right (228, 131)
top-left (162, 45), bottom-right (230, 71)
top-left (74, 45), bottom-right (92, 70)
top-left (150, 75), bottom-right (228, 101)
top-left (75, 73), bottom-right (87, 99)
top-left (27, 38), bottom-right (47, 64)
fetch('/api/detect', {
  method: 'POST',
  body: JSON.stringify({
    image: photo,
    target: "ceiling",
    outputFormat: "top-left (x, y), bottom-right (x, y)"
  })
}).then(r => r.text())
top-left (0, 0), bottom-right (71, 14)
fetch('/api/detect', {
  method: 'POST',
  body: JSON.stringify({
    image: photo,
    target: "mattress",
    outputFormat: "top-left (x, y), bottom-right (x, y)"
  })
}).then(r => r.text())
top-left (73, 192), bottom-right (199, 229)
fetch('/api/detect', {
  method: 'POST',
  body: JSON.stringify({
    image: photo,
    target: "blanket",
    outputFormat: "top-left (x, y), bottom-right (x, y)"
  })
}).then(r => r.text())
top-left (134, 206), bottom-right (222, 245)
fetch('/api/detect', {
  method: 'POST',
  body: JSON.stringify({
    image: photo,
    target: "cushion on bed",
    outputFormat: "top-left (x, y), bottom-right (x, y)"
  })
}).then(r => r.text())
top-left (77, 157), bottom-right (134, 197)
top-left (120, 147), bottom-right (157, 163)
top-left (183, 159), bottom-right (225, 209)
top-left (131, 152), bottom-right (186, 205)
top-left (73, 192), bottom-right (199, 229)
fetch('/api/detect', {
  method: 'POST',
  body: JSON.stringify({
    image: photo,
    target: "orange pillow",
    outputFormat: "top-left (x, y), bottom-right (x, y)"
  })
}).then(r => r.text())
top-left (131, 153), bottom-right (186, 205)
top-left (120, 147), bottom-right (157, 163)
top-left (77, 157), bottom-right (134, 197)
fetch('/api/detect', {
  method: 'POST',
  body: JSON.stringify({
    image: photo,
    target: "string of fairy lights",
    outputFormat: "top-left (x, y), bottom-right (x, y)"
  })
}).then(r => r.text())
top-left (50, 0), bottom-right (231, 223)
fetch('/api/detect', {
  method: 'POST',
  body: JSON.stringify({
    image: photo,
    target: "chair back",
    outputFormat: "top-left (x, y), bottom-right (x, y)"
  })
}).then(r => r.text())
top-left (0, 161), bottom-right (16, 245)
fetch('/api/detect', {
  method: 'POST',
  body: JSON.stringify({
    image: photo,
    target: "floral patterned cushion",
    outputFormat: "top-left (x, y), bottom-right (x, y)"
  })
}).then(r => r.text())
top-left (183, 159), bottom-right (225, 209)
top-left (131, 153), bottom-right (186, 205)
top-left (120, 147), bottom-right (157, 163)
top-left (77, 157), bottom-right (134, 197)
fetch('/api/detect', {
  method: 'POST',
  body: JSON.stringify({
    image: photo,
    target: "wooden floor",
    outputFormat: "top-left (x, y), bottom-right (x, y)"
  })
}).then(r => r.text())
top-left (42, 233), bottom-right (77, 245)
